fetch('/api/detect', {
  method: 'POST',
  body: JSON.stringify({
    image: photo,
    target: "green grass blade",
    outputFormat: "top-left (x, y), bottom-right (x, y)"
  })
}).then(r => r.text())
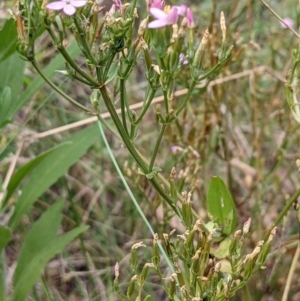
top-left (2, 142), bottom-right (71, 209)
top-left (8, 124), bottom-right (98, 229)
top-left (12, 199), bottom-right (88, 301)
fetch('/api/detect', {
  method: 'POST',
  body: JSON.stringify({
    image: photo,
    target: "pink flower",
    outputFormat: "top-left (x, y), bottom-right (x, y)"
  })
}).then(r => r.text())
top-left (148, 6), bottom-right (179, 28)
top-left (46, 0), bottom-right (87, 16)
top-left (179, 53), bottom-right (188, 65)
top-left (148, 0), bottom-right (164, 10)
top-left (174, 5), bottom-right (186, 16)
top-left (187, 8), bottom-right (194, 28)
top-left (280, 17), bottom-right (294, 29)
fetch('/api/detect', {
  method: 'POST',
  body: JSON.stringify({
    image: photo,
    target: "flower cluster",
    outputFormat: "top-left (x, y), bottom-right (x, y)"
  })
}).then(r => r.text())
top-left (148, 1), bottom-right (194, 29)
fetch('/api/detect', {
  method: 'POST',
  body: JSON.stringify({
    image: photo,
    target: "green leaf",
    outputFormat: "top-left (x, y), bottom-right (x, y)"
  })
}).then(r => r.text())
top-left (13, 200), bottom-right (64, 287)
top-left (0, 53), bottom-right (25, 116)
top-left (0, 86), bottom-right (11, 128)
top-left (8, 125), bottom-right (98, 229)
top-left (12, 200), bottom-right (88, 301)
top-left (2, 142), bottom-right (71, 209)
top-left (8, 41), bottom-right (81, 120)
top-left (105, 61), bottom-right (119, 84)
top-left (0, 144), bottom-right (15, 162)
top-left (206, 176), bottom-right (237, 235)
top-left (0, 225), bottom-right (12, 252)
top-left (0, 226), bottom-right (12, 300)
top-left (0, 19), bottom-right (18, 63)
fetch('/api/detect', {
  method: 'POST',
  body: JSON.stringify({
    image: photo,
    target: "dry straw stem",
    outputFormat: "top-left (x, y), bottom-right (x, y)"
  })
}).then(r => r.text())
top-left (281, 242), bottom-right (300, 301)
top-left (0, 65), bottom-right (284, 205)
top-left (259, 0), bottom-right (300, 39)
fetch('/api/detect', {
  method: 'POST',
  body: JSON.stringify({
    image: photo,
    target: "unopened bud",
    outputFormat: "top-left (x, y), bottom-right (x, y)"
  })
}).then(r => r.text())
top-left (243, 218), bottom-right (251, 234)
top-left (138, 17), bottom-right (148, 37)
top-left (268, 227), bottom-right (277, 242)
top-left (220, 11), bottom-right (226, 42)
top-left (114, 262), bottom-right (119, 279)
top-left (192, 28), bottom-right (209, 72)
top-left (126, 275), bottom-right (139, 298)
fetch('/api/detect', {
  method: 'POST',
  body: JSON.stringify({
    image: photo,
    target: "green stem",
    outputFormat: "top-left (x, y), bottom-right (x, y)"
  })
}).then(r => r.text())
top-left (73, 17), bottom-right (96, 65)
top-left (175, 80), bottom-right (197, 116)
top-left (96, 118), bottom-right (175, 274)
top-left (264, 188), bottom-right (300, 241)
top-left (99, 85), bottom-right (179, 215)
top-left (31, 59), bottom-right (92, 114)
top-left (44, 18), bottom-right (98, 86)
top-left (149, 123), bottom-right (167, 171)
top-left (120, 78), bottom-right (129, 134)
top-left (134, 83), bottom-right (158, 124)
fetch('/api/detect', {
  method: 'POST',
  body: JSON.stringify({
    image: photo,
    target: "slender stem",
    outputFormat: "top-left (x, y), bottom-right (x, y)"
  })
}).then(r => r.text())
top-left (44, 19), bottom-right (98, 86)
top-left (73, 17), bottom-right (96, 64)
top-left (56, 44), bottom-right (99, 86)
top-left (99, 85), bottom-right (179, 214)
top-left (264, 189), bottom-right (300, 241)
top-left (31, 59), bottom-right (92, 114)
top-left (99, 85), bottom-right (148, 171)
top-left (120, 78), bottom-right (129, 134)
top-left (282, 243), bottom-right (300, 301)
top-left (134, 83), bottom-right (158, 124)
top-left (259, 0), bottom-right (300, 39)
top-left (97, 118), bottom-right (175, 274)
top-left (175, 80), bottom-right (197, 116)
top-left (149, 123), bottom-right (167, 171)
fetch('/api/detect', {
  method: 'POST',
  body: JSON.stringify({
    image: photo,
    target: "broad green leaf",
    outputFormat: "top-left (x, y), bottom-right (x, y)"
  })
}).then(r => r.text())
top-left (0, 19), bottom-right (18, 63)
top-left (8, 124), bottom-right (98, 229)
top-left (8, 41), bottom-right (81, 119)
top-left (206, 176), bottom-right (237, 235)
top-left (0, 225), bottom-right (12, 252)
top-left (0, 251), bottom-right (6, 301)
top-left (0, 87), bottom-right (11, 128)
top-left (12, 200), bottom-right (88, 301)
top-left (0, 53), bottom-right (25, 115)
top-left (12, 225), bottom-right (88, 301)
top-left (2, 142), bottom-right (71, 209)
top-left (13, 200), bottom-right (64, 287)
top-left (0, 226), bottom-right (12, 300)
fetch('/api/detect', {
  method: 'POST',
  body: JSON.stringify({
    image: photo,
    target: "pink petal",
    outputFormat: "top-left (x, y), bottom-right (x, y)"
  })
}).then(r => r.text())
top-left (149, 7), bottom-right (167, 19)
top-left (71, 0), bottom-right (87, 8)
top-left (175, 5), bottom-right (186, 16)
top-left (187, 8), bottom-right (194, 28)
top-left (63, 4), bottom-right (76, 15)
top-left (148, 19), bottom-right (168, 28)
top-left (166, 7), bottom-right (178, 24)
top-left (46, 1), bottom-right (65, 10)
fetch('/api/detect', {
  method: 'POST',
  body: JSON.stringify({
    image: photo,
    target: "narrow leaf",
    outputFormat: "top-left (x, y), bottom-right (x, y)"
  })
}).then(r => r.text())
top-left (0, 225), bottom-right (12, 252)
top-left (12, 225), bottom-right (88, 301)
top-left (0, 53), bottom-right (25, 114)
top-left (0, 86), bottom-right (11, 127)
top-left (2, 142), bottom-right (71, 209)
top-left (12, 198), bottom-right (88, 301)
top-left (8, 125), bottom-right (98, 229)
top-left (13, 199), bottom-right (64, 287)
top-left (0, 19), bottom-right (18, 63)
